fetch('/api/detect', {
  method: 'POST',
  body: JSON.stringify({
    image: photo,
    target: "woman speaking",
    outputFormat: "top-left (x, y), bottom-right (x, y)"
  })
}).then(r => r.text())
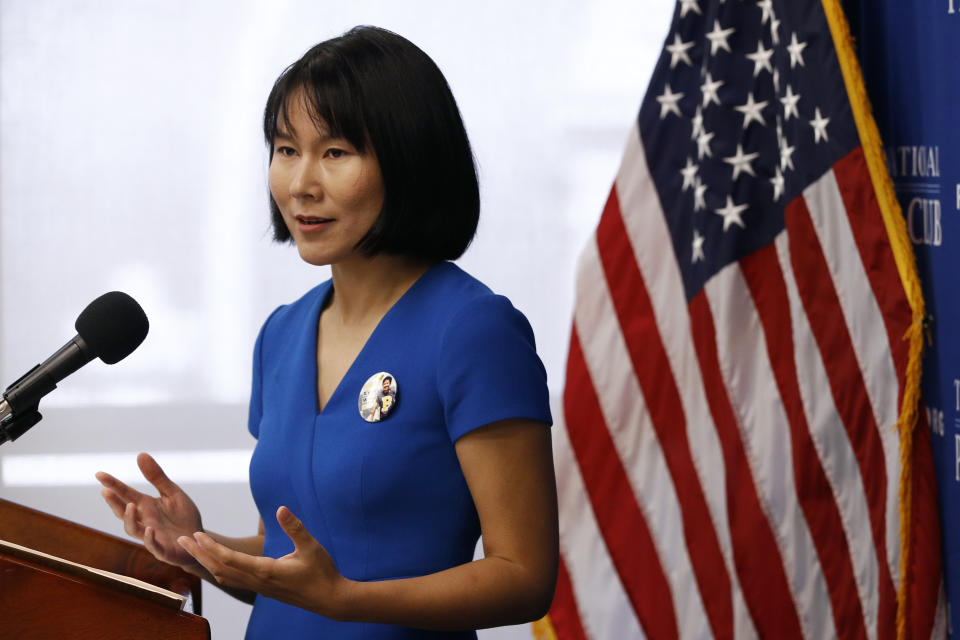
top-left (96, 25), bottom-right (557, 639)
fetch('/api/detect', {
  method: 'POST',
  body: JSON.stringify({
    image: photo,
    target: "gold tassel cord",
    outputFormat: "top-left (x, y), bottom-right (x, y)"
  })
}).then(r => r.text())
top-left (532, 615), bottom-right (559, 640)
top-left (820, 1), bottom-right (927, 639)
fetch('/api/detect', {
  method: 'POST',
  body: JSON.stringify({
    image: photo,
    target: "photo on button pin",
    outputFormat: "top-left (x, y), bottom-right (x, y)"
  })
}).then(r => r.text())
top-left (358, 372), bottom-right (397, 422)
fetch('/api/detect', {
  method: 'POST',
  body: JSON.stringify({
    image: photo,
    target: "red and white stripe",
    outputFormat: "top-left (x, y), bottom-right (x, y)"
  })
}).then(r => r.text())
top-left (548, 124), bottom-right (942, 639)
top-left (574, 234), bottom-right (714, 640)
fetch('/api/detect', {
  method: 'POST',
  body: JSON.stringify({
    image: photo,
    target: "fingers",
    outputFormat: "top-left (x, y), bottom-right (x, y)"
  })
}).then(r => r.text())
top-left (144, 526), bottom-right (162, 556)
top-left (95, 471), bottom-right (145, 505)
top-left (143, 526), bottom-right (172, 562)
top-left (123, 502), bottom-right (146, 540)
top-left (277, 506), bottom-right (316, 553)
top-left (99, 488), bottom-right (145, 542)
top-left (177, 535), bottom-right (214, 576)
top-left (179, 532), bottom-right (261, 587)
top-left (100, 488), bottom-right (128, 519)
top-left (137, 452), bottom-right (182, 498)
top-left (95, 452), bottom-right (180, 500)
top-left (97, 472), bottom-right (146, 541)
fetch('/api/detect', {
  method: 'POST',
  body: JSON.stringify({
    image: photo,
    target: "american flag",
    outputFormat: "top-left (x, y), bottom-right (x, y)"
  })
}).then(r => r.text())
top-left (537, 0), bottom-right (945, 638)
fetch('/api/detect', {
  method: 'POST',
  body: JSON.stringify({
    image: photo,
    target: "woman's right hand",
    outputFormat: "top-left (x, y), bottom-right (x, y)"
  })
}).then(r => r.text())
top-left (96, 452), bottom-right (204, 572)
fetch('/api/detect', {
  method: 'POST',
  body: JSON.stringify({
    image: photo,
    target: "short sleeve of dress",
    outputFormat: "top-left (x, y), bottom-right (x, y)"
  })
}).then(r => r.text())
top-left (247, 325), bottom-right (265, 439)
top-left (248, 307), bottom-right (280, 439)
top-left (437, 294), bottom-right (552, 442)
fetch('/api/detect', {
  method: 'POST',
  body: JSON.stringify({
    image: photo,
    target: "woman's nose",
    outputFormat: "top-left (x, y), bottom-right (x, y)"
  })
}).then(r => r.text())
top-left (289, 160), bottom-right (322, 200)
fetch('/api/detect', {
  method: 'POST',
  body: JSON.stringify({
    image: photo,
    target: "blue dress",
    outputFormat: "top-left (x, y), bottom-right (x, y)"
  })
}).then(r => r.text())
top-left (245, 262), bottom-right (552, 638)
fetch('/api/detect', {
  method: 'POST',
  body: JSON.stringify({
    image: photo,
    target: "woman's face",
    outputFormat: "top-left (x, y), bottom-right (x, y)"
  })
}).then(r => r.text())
top-left (269, 90), bottom-right (385, 267)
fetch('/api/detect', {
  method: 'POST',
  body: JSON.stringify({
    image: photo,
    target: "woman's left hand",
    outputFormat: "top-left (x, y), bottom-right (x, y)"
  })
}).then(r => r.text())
top-left (177, 506), bottom-right (350, 618)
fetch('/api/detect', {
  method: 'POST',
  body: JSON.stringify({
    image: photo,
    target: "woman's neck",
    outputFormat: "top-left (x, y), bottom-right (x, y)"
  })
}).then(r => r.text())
top-left (327, 254), bottom-right (435, 326)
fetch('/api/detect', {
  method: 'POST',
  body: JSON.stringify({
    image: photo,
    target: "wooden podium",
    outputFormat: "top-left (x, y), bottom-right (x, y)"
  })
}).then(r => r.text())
top-left (0, 498), bottom-right (210, 639)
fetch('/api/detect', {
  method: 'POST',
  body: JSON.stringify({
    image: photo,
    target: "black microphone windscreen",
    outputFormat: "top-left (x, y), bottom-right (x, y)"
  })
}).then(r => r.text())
top-left (74, 292), bottom-right (149, 365)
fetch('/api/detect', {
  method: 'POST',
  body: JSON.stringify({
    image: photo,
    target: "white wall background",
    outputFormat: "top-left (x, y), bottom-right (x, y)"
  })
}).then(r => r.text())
top-left (0, 1), bottom-right (672, 638)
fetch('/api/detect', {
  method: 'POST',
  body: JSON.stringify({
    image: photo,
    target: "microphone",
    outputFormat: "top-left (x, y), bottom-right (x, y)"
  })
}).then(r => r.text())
top-left (0, 292), bottom-right (149, 444)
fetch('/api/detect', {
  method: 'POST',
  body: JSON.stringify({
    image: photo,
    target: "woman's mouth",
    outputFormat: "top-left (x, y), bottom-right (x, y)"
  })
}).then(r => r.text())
top-left (295, 215), bottom-right (334, 232)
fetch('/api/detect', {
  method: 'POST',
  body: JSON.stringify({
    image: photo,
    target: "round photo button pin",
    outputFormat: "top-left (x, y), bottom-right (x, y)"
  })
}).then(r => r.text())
top-left (358, 372), bottom-right (398, 423)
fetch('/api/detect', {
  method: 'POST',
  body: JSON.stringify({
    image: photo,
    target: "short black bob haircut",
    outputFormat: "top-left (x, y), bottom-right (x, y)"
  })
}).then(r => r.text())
top-left (263, 26), bottom-right (480, 261)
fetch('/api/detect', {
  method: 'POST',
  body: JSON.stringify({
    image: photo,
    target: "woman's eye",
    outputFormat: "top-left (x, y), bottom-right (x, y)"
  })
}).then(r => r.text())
top-left (275, 145), bottom-right (296, 157)
top-left (326, 148), bottom-right (345, 159)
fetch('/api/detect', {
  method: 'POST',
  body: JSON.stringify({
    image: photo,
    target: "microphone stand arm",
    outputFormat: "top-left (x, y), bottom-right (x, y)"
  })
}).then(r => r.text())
top-left (0, 405), bottom-right (43, 445)
top-left (0, 363), bottom-right (56, 446)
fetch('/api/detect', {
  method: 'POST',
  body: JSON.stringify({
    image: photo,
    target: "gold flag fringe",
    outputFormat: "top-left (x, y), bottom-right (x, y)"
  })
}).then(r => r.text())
top-left (532, 615), bottom-right (558, 640)
top-left (820, 1), bottom-right (927, 639)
